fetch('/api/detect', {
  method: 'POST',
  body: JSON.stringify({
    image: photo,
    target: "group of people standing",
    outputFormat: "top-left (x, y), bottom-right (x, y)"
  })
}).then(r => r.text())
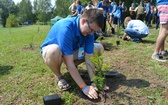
top-left (39, 0), bottom-right (168, 100)
top-left (129, 1), bottom-right (159, 29)
top-left (68, 0), bottom-right (159, 41)
top-left (69, 0), bottom-right (127, 33)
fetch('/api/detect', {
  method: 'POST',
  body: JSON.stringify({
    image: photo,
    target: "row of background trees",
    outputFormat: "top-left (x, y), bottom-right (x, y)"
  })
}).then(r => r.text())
top-left (0, 0), bottom-right (155, 27)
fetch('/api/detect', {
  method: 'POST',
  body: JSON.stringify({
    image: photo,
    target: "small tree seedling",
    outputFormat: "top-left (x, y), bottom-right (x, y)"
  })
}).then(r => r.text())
top-left (88, 54), bottom-right (110, 102)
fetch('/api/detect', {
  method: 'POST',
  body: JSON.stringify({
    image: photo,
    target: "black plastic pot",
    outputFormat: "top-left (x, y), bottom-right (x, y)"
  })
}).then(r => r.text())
top-left (116, 40), bottom-right (120, 46)
top-left (43, 94), bottom-right (62, 105)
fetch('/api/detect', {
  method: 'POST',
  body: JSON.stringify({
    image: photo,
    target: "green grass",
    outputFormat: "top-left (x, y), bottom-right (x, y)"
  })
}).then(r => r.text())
top-left (0, 25), bottom-right (168, 105)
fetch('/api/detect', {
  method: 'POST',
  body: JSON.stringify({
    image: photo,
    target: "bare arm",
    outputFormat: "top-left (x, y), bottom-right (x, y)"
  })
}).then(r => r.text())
top-left (63, 54), bottom-right (98, 99)
top-left (63, 55), bottom-right (84, 87)
top-left (85, 53), bottom-right (95, 80)
top-left (122, 32), bottom-right (128, 40)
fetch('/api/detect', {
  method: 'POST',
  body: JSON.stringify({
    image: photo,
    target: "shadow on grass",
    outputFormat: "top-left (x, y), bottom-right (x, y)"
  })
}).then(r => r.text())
top-left (64, 71), bottom-right (150, 104)
top-left (105, 73), bottom-right (150, 104)
top-left (112, 74), bottom-right (150, 88)
top-left (109, 73), bottom-right (150, 90)
top-left (61, 71), bottom-right (150, 104)
top-left (142, 39), bottom-right (156, 44)
top-left (0, 65), bottom-right (14, 76)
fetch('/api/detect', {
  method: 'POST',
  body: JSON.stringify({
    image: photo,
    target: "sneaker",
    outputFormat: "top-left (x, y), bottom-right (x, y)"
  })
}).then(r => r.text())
top-left (161, 50), bottom-right (168, 56)
top-left (152, 54), bottom-right (167, 62)
top-left (132, 38), bottom-right (142, 43)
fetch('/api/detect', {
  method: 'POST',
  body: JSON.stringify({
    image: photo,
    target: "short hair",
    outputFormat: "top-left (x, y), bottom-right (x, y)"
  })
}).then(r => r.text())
top-left (81, 8), bottom-right (104, 29)
top-left (124, 16), bottom-right (132, 23)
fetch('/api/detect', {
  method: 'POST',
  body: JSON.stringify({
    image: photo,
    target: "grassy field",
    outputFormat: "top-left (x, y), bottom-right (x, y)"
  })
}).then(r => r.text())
top-left (0, 24), bottom-right (168, 105)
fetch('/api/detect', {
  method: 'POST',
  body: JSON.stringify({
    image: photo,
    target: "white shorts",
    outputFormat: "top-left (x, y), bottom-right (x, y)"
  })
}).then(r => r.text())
top-left (41, 43), bottom-right (104, 60)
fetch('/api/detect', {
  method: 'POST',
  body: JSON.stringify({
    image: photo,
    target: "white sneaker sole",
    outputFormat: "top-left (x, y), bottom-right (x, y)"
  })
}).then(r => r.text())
top-left (151, 56), bottom-right (167, 62)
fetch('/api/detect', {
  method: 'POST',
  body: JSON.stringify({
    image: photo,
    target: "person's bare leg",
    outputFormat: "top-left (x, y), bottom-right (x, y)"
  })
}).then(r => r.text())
top-left (87, 43), bottom-right (109, 90)
top-left (74, 59), bottom-right (85, 66)
top-left (94, 43), bottom-right (104, 56)
top-left (153, 23), bottom-right (168, 55)
top-left (159, 42), bottom-right (165, 53)
top-left (85, 43), bottom-right (104, 81)
top-left (44, 44), bottom-right (63, 77)
top-left (43, 44), bottom-right (71, 90)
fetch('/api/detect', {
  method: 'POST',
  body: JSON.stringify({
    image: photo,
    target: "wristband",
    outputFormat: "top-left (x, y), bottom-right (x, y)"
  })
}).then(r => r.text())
top-left (79, 83), bottom-right (86, 89)
top-left (81, 85), bottom-right (88, 91)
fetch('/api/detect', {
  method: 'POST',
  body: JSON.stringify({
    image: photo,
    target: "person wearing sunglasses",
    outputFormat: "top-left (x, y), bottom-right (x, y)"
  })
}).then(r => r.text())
top-left (40, 8), bottom-right (108, 99)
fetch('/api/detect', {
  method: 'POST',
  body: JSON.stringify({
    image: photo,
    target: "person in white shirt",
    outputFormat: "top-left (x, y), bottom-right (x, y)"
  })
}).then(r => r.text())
top-left (121, 16), bottom-right (149, 43)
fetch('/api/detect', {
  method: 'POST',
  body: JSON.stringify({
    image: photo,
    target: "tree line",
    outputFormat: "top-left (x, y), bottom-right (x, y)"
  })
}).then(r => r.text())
top-left (0, 0), bottom-right (155, 27)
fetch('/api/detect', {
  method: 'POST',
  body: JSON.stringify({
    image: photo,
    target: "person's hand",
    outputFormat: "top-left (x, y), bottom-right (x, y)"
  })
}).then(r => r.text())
top-left (103, 85), bottom-right (109, 91)
top-left (82, 85), bottom-right (98, 99)
top-left (91, 82), bottom-right (109, 91)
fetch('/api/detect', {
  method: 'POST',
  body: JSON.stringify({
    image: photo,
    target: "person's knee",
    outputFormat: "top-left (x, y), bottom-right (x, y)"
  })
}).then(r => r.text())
top-left (44, 44), bottom-right (62, 64)
top-left (124, 28), bottom-right (130, 33)
top-left (94, 43), bottom-right (104, 56)
top-left (160, 24), bottom-right (168, 35)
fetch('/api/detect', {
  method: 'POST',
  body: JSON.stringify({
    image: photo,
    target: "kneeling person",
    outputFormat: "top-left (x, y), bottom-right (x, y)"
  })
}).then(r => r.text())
top-left (40, 8), bottom-right (107, 99)
top-left (122, 16), bottom-right (149, 43)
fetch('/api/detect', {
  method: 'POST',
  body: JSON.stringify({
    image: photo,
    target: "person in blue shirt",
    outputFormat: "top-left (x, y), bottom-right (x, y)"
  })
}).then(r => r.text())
top-left (121, 16), bottom-right (149, 43)
top-left (118, 2), bottom-right (127, 29)
top-left (145, 1), bottom-right (152, 27)
top-left (96, 0), bottom-right (110, 33)
top-left (40, 8), bottom-right (108, 99)
top-left (110, 2), bottom-right (121, 31)
top-left (76, 0), bottom-right (84, 14)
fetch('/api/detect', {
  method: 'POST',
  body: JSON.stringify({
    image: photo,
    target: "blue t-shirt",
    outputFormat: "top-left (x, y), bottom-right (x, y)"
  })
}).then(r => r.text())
top-left (40, 16), bottom-right (94, 55)
top-left (145, 3), bottom-right (151, 13)
top-left (97, 1), bottom-right (109, 12)
top-left (112, 4), bottom-right (117, 13)
top-left (77, 5), bottom-right (84, 14)
top-left (96, 1), bottom-right (109, 19)
top-left (157, 0), bottom-right (168, 6)
top-left (113, 6), bottom-right (121, 18)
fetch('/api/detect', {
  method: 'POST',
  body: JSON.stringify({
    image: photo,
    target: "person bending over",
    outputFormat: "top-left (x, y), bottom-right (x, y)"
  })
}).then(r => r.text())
top-left (121, 16), bottom-right (149, 43)
top-left (40, 8), bottom-right (109, 99)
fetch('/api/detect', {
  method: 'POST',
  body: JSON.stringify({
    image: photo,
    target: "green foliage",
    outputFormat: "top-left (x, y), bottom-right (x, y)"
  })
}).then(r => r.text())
top-left (18, 0), bottom-right (34, 23)
top-left (29, 34), bottom-right (35, 50)
top-left (80, 0), bottom-right (91, 6)
top-left (6, 14), bottom-right (18, 27)
top-left (62, 92), bottom-right (77, 105)
top-left (54, 0), bottom-right (71, 18)
top-left (34, 0), bottom-right (52, 22)
top-left (116, 25), bottom-right (121, 38)
top-left (89, 54), bottom-right (109, 91)
top-left (0, 0), bottom-right (16, 27)
top-left (0, 25), bottom-right (168, 104)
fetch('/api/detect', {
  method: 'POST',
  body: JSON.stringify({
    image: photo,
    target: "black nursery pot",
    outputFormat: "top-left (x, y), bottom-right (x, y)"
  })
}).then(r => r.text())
top-left (43, 94), bottom-right (62, 105)
top-left (116, 40), bottom-right (120, 46)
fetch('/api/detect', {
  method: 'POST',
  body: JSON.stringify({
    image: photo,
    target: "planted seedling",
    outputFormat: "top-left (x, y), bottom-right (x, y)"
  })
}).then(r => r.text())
top-left (116, 25), bottom-right (121, 46)
top-left (88, 54), bottom-right (110, 102)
